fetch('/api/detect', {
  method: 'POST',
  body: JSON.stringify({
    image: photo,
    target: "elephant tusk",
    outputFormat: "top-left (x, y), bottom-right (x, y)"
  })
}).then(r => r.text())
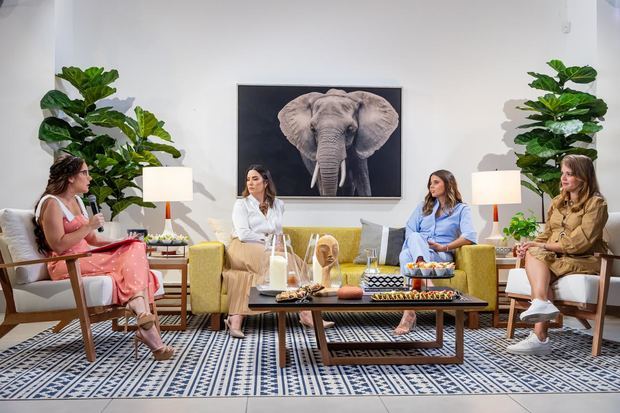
top-left (310, 163), bottom-right (319, 189)
top-left (339, 160), bottom-right (346, 187)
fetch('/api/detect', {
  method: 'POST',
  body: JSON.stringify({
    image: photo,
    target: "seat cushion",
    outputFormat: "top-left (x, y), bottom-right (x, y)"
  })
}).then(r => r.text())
top-left (13, 270), bottom-right (165, 312)
top-left (605, 212), bottom-right (620, 276)
top-left (0, 209), bottom-right (49, 284)
top-left (506, 268), bottom-right (620, 306)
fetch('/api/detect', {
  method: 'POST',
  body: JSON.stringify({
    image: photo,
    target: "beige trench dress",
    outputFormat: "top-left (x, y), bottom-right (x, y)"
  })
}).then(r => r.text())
top-left (529, 195), bottom-right (608, 277)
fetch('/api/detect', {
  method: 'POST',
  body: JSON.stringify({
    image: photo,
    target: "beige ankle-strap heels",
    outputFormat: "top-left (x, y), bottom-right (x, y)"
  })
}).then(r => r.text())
top-left (224, 317), bottom-right (245, 339)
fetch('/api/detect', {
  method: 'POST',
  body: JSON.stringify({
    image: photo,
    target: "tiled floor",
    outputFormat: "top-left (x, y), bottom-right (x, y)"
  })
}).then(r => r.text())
top-left (0, 315), bottom-right (618, 412)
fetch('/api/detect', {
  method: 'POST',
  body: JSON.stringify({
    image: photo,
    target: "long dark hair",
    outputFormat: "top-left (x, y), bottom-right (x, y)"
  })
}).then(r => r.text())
top-left (242, 164), bottom-right (277, 213)
top-left (422, 169), bottom-right (463, 216)
top-left (33, 154), bottom-right (85, 253)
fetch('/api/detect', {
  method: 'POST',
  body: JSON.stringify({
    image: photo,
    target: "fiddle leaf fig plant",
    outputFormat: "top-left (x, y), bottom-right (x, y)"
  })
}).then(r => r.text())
top-left (514, 59), bottom-right (607, 211)
top-left (503, 211), bottom-right (540, 242)
top-left (38, 66), bottom-right (182, 219)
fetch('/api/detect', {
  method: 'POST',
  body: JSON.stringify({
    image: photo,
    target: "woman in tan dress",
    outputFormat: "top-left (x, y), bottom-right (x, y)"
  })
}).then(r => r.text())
top-left (507, 155), bottom-right (608, 355)
top-left (223, 165), bottom-right (333, 338)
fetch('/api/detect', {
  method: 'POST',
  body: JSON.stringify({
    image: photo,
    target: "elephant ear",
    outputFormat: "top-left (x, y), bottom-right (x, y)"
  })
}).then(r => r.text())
top-left (278, 92), bottom-right (323, 160)
top-left (348, 91), bottom-right (399, 159)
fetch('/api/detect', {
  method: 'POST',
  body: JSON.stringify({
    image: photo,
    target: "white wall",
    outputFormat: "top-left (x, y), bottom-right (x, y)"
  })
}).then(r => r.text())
top-left (1, 0), bottom-right (616, 245)
top-left (0, 0), bottom-right (55, 209)
top-left (597, 0), bottom-right (620, 212)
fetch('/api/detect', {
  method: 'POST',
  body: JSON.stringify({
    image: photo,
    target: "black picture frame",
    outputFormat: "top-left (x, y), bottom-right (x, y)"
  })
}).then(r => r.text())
top-left (238, 85), bottom-right (402, 198)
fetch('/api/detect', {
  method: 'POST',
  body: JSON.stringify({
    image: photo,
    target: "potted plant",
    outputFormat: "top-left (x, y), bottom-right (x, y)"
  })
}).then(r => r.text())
top-left (514, 59), bottom-right (607, 220)
top-left (503, 211), bottom-right (540, 248)
top-left (38, 66), bottom-right (182, 219)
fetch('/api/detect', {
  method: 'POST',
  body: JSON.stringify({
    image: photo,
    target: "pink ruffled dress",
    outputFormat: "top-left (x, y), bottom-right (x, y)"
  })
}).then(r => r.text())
top-left (36, 195), bottom-right (160, 305)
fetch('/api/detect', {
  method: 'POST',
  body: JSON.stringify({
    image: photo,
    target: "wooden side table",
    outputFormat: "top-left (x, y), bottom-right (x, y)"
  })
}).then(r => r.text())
top-left (493, 256), bottom-right (518, 328)
top-left (148, 255), bottom-right (189, 331)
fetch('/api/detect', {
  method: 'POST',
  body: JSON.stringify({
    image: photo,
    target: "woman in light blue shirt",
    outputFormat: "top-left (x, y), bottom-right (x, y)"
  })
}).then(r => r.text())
top-left (395, 170), bottom-right (477, 335)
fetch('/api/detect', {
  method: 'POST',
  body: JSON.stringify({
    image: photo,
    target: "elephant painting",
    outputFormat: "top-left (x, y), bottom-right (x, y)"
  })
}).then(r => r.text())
top-left (278, 88), bottom-right (399, 197)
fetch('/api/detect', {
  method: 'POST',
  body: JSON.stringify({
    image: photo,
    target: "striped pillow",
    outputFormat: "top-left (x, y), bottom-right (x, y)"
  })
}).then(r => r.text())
top-left (353, 219), bottom-right (405, 266)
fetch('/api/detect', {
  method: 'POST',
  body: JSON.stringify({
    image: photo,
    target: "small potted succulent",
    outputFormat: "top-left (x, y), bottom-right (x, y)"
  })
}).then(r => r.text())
top-left (502, 212), bottom-right (540, 256)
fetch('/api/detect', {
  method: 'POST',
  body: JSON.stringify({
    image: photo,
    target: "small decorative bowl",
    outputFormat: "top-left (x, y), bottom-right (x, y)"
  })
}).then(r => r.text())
top-left (445, 267), bottom-right (455, 275)
top-left (160, 239), bottom-right (173, 245)
top-left (434, 268), bottom-right (447, 276)
top-left (495, 246), bottom-right (513, 257)
top-left (420, 268), bottom-right (433, 277)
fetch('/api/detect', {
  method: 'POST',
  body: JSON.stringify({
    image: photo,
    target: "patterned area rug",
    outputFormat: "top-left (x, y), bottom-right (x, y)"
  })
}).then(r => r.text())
top-left (1, 312), bottom-right (619, 398)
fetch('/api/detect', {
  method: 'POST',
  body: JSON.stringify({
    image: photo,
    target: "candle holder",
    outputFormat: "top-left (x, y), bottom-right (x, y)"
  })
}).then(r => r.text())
top-left (260, 233), bottom-right (306, 291)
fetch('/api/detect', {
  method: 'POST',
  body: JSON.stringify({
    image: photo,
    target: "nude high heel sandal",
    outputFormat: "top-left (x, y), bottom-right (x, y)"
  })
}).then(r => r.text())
top-left (125, 294), bottom-right (156, 332)
top-left (134, 329), bottom-right (174, 361)
top-left (394, 311), bottom-right (417, 336)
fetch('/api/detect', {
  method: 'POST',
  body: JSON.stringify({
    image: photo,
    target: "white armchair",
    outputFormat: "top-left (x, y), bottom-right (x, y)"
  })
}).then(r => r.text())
top-left (0, 208), bottom-right (164, 362)
top-left (505, 212), bottom-right (620, 356)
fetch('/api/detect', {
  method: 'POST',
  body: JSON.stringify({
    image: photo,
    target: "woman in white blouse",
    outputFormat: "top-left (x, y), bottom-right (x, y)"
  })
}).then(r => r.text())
top-left (224, 165), bottom-right (333, 338)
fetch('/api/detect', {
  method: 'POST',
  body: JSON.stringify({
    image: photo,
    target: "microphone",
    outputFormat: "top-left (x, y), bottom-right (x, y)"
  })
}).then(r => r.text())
top-left (87, 195), bottom-right (104, 232)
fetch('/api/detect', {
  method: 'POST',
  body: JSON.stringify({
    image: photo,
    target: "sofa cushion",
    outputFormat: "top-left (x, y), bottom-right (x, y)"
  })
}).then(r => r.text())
top-left (353, 219), bottom-right (405, 266)
top-left (12, 270), bottom-right (165, 312)
top-left (0, 208), bottom-right (49, 284)
top-left (505, 268), bottom-right (620, 306)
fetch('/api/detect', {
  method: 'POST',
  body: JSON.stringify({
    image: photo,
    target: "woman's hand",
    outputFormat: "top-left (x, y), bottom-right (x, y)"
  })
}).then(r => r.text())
top-left (88, 213), bottom-right (105, 232)
top-left (428, 240), bottom-right (448, 252)
top-left (515, 241), bottom-right (544, 258)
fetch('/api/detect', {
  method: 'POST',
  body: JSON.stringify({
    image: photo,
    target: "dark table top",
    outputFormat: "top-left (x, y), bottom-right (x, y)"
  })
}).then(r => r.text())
top-left (248, 287), bottom-right (487, 311)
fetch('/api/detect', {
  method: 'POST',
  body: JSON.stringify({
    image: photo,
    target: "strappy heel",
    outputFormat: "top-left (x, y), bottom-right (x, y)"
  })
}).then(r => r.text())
top-left (125, 294), bottom-right (156, 332)
top-left (134, 329), bottom-right (174, 361)
top-left (394, 311), bottom-right (417, 336)
top-left (299, 316), bottom-right (335, 329)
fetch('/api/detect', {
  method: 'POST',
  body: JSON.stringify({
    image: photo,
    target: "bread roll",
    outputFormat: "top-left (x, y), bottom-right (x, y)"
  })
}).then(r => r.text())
top-left (337, 285), bottom-right (363, 300)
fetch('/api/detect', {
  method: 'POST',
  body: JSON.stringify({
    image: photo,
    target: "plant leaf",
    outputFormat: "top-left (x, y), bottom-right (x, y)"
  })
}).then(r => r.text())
top-left (40, 90), bottom-right (85, 115)
top-left (527, 73), bottom-right (561, 93)
top-left (521, 179), bottom-right (543, 196)
top-left (110, 196), bottom-right (155, 219)
top-left (580, 122), bottom-right (603, 134)
top-left (142, 141), bottom-right (181, 157)
top-left (84, 107), bottom-right (127, 128)
top-left (81, 85), bottom-right (116, 107)
top-left (134, 106), bottom-right (159, 138)
top-left (561, 65), bottom-right (597, 84)
top-left (38, 117), bottom-right (74, 142)
top-left (547, 59), bottom-right (566, 74)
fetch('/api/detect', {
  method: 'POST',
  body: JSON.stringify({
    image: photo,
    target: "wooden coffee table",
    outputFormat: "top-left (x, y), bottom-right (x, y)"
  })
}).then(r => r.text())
top-left (248, 288), bottom-right (487, 368)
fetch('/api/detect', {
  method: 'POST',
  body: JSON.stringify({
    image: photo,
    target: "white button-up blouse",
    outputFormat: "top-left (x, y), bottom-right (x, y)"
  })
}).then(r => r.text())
top-left (231, 195), bottom-right (284, 243)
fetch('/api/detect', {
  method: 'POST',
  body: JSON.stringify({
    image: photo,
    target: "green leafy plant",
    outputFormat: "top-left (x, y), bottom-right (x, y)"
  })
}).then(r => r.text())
top-left (503, 211), bottom-right (540, 242)
top-left (514, 59), bottom-right (607, 214)
top-left (38, 67), bottom-right (181, 219)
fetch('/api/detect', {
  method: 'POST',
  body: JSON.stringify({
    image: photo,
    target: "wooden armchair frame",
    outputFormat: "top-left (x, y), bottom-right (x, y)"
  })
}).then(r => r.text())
top-left (1, 252), bottom-right (131, 362)
top-left (506, 253), bottom-right (620, 356)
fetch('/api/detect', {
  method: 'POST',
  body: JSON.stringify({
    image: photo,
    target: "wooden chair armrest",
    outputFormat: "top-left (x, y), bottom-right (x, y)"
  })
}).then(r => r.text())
top-left (595, 252), bottom-right (620, 260)
top-left (0, 252), bottom-right (92, 269)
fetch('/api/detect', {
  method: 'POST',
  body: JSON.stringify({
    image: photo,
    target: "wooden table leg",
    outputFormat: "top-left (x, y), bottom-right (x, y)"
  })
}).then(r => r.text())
top-left (435, 310), bottom-right (444, 346)
top-left (277, 312), bottom-right (287, 368)
top-left (180, 264), bottom-right (188, 330)
top-left (455, 309), bottom-right (464, 363)
top-left (312, 310), bottom-right (332, 366)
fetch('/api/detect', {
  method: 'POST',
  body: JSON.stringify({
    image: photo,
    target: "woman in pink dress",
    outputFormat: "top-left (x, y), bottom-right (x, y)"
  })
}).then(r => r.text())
top-left (33, 154), bottom-right (173, 361)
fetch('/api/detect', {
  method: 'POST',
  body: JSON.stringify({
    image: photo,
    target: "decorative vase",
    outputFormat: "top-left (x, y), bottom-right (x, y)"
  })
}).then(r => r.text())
top-left (261, 234), bottom-right (306, 290)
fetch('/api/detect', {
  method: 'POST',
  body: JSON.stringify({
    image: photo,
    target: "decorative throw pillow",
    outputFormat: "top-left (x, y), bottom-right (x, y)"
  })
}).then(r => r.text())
top-left (207, 218), bottom-right (232, 247)
top-left (0, 209), bottom-right (49, 284)
top-left (353, 219), bottom-right (405, 266)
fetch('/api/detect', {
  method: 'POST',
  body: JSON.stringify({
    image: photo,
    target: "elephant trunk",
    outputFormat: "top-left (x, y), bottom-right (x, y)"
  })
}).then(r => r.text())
top-left (315, 131), bottom-right (347, 196)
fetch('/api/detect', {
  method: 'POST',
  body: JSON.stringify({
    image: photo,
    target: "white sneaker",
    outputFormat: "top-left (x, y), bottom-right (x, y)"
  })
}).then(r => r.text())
top-left (519, 299), bottom-right (560, 323)
top-left (507, 332), bottom-right (552, 355)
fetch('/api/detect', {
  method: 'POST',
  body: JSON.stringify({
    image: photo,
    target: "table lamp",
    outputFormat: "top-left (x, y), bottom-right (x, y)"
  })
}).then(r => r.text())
top-left (142, 167), bottom-right (193, 235)
top-left (471, 170), bottom-right (522, 244)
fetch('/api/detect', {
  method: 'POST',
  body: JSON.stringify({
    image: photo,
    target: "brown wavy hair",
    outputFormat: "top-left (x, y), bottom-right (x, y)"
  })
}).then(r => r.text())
top-left (552, 154), bottom-right (603, 210)
top-left (422, 169), bottom-right (463, 216)
top-left (33, 154), bottom-right (85, 253)
top-left (242, 164), bottom-right (277, 214)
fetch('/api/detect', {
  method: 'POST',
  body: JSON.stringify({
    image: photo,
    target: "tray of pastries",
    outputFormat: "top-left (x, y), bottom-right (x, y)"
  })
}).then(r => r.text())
top-left (274, 283), bottom-right (325, 303)
top-left (371, 289), bottom-right (459, 302)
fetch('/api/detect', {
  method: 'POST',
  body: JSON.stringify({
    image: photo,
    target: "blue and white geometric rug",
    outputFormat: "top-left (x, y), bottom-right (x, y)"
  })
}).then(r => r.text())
top-left (0, 312), bottom-right (619, 399)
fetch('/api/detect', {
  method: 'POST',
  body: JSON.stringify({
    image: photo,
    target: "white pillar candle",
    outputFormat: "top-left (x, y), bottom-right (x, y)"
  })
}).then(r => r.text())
top-left (312, 254), bottom-right (323, 285)
top-left (269, 255), bottom-right (288, 290)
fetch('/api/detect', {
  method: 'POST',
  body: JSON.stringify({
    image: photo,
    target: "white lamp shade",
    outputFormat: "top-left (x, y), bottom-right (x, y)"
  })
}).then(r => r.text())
top-left (471, 170), bottom-right (522, 205)
top-left (142, 167), bottom-right (193, 202)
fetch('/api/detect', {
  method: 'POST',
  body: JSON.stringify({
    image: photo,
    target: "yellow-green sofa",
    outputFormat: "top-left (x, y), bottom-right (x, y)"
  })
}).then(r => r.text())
top-left (189, 226), bottom-right (497, 330)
